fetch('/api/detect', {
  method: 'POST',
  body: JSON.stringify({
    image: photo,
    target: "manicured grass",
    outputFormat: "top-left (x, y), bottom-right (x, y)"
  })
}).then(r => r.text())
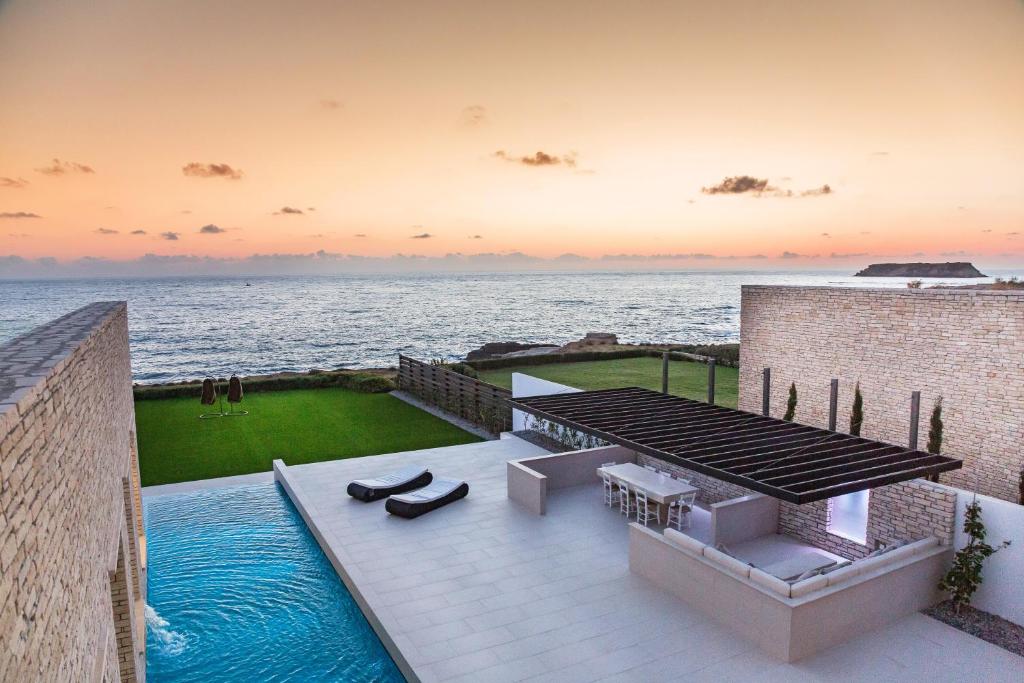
top-left (477, 356), bottom-right (738, 408)
top-left (135, 388), bottom-right (482, 486)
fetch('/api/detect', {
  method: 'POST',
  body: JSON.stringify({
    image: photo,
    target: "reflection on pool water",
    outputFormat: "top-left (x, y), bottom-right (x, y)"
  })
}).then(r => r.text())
top-left (144, 483), bottom-right (404, 682)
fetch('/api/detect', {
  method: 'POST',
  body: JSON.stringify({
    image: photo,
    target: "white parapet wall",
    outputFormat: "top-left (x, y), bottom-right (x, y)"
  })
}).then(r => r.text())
top-left (511, 372), bottom-right (581, 431)
top-left (952, 490), bottom-right (1024, 626)
top-left (507, 445), bottom-right (637, 514)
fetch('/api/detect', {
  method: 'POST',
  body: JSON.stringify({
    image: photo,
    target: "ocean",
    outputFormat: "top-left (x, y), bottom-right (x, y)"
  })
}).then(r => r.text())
top-left (0, 270), bottom-right (1012, 384)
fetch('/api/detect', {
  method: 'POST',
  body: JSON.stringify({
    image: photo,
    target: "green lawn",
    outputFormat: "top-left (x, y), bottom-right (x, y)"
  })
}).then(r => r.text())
top-left (135, 388), bottom-right (482, 486)
top-left (478, 357), bottom-right (738, 408)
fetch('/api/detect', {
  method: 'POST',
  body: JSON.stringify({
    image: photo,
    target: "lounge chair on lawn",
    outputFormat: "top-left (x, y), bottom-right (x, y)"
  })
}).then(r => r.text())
top-left (385, 477), bottom-right (469, 519)
top-left (347, 465), bottom-right (432, 502)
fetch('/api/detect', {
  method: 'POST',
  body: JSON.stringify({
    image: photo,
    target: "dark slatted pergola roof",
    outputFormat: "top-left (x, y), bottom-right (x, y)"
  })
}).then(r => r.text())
top-left (510, 387), bottom-right (962, 505)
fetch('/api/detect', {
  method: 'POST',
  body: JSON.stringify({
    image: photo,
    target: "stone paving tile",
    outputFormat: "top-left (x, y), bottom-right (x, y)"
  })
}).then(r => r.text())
top-left (280, 437), bottom-right (1024, 683)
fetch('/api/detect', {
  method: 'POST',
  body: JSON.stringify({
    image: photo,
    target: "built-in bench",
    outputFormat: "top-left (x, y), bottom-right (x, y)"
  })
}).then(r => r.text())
top-left (630, 523), bottom-right (951, 662)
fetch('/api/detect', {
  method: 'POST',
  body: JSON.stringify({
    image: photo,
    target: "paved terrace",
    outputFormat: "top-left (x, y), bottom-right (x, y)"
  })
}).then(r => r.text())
top-left (276, 437), bottom-right (1023, 683)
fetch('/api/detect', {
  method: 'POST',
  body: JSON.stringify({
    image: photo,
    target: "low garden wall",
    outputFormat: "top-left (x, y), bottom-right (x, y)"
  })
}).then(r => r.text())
top-left (507, 445), bottom-right (636, 515)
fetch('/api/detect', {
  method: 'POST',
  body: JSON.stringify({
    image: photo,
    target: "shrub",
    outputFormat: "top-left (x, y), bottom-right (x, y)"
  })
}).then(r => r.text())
top-left (907, 280), bottom-right (923, 289)
top-left (783, 382), bottom-right (797, 421)
top-left (849, 382), bottom-right (863, 436)
top-left (134, 370), bottom-right (395, 400)
top-left (447, 362), bottom-right (478, 378)
top-left (348, 375), bottom-right (396, 393)
top-left (927, 397), bottom-right (943, 454)
top-left (939, 498), bottom-right (1010, 613)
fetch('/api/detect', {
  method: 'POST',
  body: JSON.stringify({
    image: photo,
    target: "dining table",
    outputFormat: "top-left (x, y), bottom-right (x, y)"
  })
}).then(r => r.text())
top-left (597, 462), bottom-right (698, 509)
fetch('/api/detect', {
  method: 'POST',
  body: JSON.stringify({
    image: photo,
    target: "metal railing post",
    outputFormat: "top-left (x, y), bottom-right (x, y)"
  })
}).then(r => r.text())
top-left (661, 352), bottom-right (669, 394)
top-left (707, 358), bottom-right (716, 404)
top-left (762, 368), bottom-right (771, 416)
top-left (909, 391), bottom-right (921, 449)
top-left (828, 379), bottom-right (838, 431)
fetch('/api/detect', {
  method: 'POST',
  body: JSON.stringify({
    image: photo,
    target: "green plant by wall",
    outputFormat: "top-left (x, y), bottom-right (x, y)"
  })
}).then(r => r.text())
top-left (849, 382), bottom-right (863, 436)
top-left (927, 397), bottom-right (943, 454)
top-left (783, 382), bottom-right (797, 421)
top-left (938, 498), bottom-right (1010, 614)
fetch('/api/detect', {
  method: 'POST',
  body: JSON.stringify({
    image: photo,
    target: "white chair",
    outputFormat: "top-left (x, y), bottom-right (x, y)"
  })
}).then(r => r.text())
top-left (600, 471), bottom-right (620, 507)
top-left (635, 488), bottom-right (660, 527)
top-left (657, 469), bottom-right (671, 477)
top-left (643, 464), bottom-right (658, 472)
top-left (673, 475), bottom-right (691, 485)
top-left (619, 484), bottom-right (637, 517)
top-left (667, 491), bottom-right (697, 530)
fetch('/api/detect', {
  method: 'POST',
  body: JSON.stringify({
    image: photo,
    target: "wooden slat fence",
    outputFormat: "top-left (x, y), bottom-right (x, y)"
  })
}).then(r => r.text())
top-left (398, 355), bottom-right (512, 434)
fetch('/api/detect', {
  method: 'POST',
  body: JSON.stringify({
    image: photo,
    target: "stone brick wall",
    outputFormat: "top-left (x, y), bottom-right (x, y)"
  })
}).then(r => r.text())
top-left (739, 285), bottom-right (1024, 503)
top-left (0, 302), bottom-right (145, 682)
top-left (636, 454), bottom-right (753, 505)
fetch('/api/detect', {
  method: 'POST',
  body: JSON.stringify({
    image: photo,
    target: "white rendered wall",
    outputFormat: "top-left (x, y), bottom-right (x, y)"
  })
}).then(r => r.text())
top-left (510, 373), bottom-right (581, 430)
top-left (952, 490), bottom-right (1024, 626)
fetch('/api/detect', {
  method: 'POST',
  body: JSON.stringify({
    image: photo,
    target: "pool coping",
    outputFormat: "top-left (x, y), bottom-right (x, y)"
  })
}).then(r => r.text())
top-left (141, 471), bottom-right (274, 497)
top-left (273, 458), bottom-right (420, 683)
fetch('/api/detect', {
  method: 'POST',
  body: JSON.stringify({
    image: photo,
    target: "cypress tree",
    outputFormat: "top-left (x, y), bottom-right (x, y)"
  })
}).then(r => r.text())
top-left (783, 382), bottom-right (797, 421)
top-left (927, 397), bottom-right (943, 454)
top-left (849, 382), bottom-right (863, 436)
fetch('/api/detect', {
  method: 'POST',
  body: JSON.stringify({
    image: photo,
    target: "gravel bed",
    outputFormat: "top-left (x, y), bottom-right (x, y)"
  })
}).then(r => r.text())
top-left (924, 601), bottom-right (1024, 657)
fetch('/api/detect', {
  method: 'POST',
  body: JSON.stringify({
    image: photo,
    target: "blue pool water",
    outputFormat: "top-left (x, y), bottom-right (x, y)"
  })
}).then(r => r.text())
top-left (144, 484), bottom-right (405, 682)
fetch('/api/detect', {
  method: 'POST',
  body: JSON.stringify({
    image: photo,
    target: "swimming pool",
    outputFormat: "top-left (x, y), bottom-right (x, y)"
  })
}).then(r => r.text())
top-left (144, 483), bottom-right (405, 682)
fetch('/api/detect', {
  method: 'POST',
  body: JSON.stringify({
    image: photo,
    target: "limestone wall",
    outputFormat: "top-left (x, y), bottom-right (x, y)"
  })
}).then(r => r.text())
top-left (0, 302), bottom-right (145, 682)
top-left (739, 285), bottom-right (1024, 503)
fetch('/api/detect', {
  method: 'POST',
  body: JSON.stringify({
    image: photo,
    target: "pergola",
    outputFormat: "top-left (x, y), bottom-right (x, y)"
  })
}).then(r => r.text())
top-left (510, 387), bottom-right (962, 504)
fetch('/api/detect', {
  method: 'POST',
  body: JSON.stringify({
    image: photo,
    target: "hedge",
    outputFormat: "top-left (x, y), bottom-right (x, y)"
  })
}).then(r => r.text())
top-left (134, 370), bottom-right (396, 400)
top-left (465, 343), bottom-right (739, 370)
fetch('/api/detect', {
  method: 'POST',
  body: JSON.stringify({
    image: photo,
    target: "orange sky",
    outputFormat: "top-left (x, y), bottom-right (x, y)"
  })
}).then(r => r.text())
top-left (1, 0), bottom-right (1022, 273)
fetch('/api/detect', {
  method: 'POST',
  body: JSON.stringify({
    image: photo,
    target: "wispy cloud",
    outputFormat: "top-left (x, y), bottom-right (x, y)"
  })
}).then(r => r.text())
top-left (780, 251), bottom-right (804, 259)
top-left (182, 162), bottom-right (243, 180)
top-left (94, 228), bottom-right (119, 235)
top-left (320, 99), bottom-right (342, 110)
top-left (131, 229), bottom-right (147, 235)
top-left (830, 252), bottom-right (869, 259)
top-left (198, 224), bottom-right (226, 234)
top-left (354, 233), bottom-right (367, 238)
top-left (0, 211), bottom-right (41, 219)
top-left (702, 176), bottom-right (833, 197)
top-left (820, 232), bottom-right (831, 238)
top-left (273, 206), bottom-right (304, 215)
top-left (494, 150), bottom-right (577, 168)
top-left (35, 158), bottom-right (95, 176)
top-left (460, 105), bottom-right (487, 127)
top-left (160, 231), bottom-right (180, 241)
top-left (702, 176), bottom-right (771, 195)
top-left (469, 235), bottom-right (483, 239)
top-left (411, 233), bottom-right (432, 239)
top-left (0, 177), bottom-right (29, 189)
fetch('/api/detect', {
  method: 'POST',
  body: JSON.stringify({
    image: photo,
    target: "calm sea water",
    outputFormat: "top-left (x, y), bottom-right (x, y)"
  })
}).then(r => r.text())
top-left (0, 270), bottom-right (1014, 383)
top-left (145, 484), bottom-right (404, 682)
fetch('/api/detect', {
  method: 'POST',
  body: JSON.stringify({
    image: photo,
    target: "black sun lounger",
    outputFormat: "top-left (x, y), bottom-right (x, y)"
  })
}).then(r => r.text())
top-left (385, 477), bottom-right (469, 519)
top-left (347, 465), bottom-right (432, 502)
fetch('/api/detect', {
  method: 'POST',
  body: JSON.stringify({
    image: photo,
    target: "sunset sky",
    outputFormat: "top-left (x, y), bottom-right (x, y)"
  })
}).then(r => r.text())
top-left (1, 0), bottom-right (1022, 275)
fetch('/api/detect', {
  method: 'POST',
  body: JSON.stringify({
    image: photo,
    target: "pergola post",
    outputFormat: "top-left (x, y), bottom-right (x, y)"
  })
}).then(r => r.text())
top-left (707, 358), bottom-right (716, 404)
top-left (828, 379), bottom-right (839, 431)
top-left (909, 391), bottom-right (921, 449)
top-left (661, 352), bottom-right (669, 394)
top-left (762, 367), bottom-right (771, 416)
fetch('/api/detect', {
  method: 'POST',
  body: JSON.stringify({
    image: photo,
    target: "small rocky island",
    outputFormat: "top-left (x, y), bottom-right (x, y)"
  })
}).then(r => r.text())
top-left (854, 262), bottom-right (985, 278)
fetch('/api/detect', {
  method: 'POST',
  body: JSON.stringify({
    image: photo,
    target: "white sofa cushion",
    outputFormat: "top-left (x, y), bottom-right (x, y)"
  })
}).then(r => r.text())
top-left (825, 562), bottom-right (860, 586)
top-left (749, 568), bottom-right (791, 597)
top-left (664, 528), bottom-right (706, 557)
top-left (789, 573), bottom-right (828, 598)
top-left (704, 547), bottom-right (752, 578)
